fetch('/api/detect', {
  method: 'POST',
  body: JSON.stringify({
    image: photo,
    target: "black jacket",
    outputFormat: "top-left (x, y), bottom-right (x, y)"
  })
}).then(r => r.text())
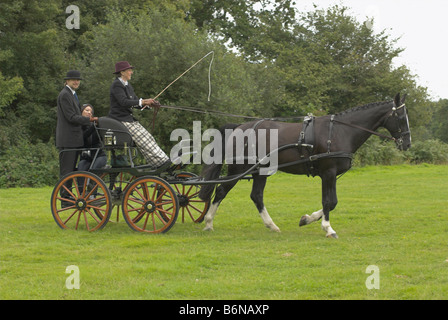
top-left (80, 124), bottom-right (106, 160)
top-left (56, 86), bottom-right (91, 148)
top-left (108, 78), bottom-right (142, 122)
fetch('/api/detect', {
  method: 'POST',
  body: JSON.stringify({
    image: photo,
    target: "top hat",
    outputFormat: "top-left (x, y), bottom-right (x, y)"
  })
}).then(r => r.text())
top-left (113, 61), bottom-right (135, 74)
top-left (64, 70), bottom-right (83, 80)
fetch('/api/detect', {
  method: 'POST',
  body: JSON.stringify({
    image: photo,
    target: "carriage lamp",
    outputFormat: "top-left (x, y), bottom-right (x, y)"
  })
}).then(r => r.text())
top-left (104, 130), bottom-right (115, 166)
top-left (104, 130), bottom-right (114, 146)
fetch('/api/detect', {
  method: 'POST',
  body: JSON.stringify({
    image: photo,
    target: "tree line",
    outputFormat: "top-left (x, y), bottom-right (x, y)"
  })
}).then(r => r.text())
top-left (1, 0), bottom-right (447, 187)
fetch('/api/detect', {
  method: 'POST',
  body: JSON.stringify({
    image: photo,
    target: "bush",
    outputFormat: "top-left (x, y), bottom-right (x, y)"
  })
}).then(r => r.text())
top-left (406, 139), bottom-right (448, 164)
top-left (353, 137), bottom-right (448, 166)
top-left (0, 140), bottom-right (59, 188)
top-left (353, 137), bottom-right (406, 166)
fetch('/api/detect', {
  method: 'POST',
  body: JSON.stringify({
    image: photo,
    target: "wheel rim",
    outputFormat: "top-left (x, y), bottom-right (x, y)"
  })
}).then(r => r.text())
top-left (172, 172), bottom-right (210, 223)
top-left (50, 172), bottom-right (112, 232)
top-left (122, 176), bottom-right (179, 233)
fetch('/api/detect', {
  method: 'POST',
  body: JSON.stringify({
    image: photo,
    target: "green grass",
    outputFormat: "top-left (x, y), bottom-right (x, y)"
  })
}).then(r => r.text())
top-left (1, 164), bottom-right (448, 300)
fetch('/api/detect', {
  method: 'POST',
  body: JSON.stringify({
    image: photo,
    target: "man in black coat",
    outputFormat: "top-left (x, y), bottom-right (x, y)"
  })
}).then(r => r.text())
top-left (56, 70), bottom-right (96, 181)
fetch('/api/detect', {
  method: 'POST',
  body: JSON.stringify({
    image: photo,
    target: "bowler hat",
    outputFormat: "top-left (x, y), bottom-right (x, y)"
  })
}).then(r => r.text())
top-left (113, 61), bottom-right (134, 74)
top-left (64, 70), bottom-right (83, 80)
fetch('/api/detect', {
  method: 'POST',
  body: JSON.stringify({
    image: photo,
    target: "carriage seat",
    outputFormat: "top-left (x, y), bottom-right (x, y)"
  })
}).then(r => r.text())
top-left (96, 116), bottom-right (134, 147)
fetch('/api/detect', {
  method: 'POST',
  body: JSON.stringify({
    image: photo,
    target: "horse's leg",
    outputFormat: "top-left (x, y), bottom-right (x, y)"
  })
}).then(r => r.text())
top-left (203, 180), bottom-right (238, 231)
top-left (250, 174), bottom-right (280, 232)
top-left (299, 209), bottom-right (323, 227)
top-left (203, 201), bottom-right (220, 231)
top-left (320, 171), bottom-right (338, 238)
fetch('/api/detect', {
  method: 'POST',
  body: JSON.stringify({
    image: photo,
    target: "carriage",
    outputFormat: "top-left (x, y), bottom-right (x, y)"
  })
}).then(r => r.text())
top-left (50, 116), bottom-right (212, 233)
top-left (51, 93), bottom-right (411, 238)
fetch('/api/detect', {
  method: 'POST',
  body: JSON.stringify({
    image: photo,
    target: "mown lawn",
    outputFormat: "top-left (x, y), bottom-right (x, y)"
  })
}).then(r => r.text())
top-left (1, 164), bottom-right (447, 300)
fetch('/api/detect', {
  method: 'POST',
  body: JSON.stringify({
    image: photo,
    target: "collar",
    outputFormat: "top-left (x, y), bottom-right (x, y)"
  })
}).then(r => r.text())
top-left (118, 77), bottom-right (128, 86)
top-left (66, 85), bottom-right (76, 95)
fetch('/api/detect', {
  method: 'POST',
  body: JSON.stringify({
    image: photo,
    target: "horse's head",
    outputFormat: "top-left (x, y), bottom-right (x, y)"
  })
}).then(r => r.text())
top-left (383, 93), bottom-right (412, 151)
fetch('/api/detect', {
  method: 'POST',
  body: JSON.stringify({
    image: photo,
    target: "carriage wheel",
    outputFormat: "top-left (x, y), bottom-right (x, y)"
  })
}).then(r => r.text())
top-left (171, 172), bottom-right (210, 223)
top-left (50, 171), bottom-right (112, 232)
top-left (122, 176), bottom-right (179, 233)
top-left (99, 172), bottom-right (135, 222)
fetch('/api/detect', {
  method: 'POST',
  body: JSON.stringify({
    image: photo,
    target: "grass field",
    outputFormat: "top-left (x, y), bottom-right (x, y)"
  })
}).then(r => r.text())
top-left (1, 164), bottom-right (448, 300)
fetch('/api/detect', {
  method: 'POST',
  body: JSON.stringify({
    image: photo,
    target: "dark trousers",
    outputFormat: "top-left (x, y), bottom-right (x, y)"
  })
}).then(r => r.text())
top-left (58, 148), bottom-right (80, 197)
top-left (59, 148), bottom-right (80, 178)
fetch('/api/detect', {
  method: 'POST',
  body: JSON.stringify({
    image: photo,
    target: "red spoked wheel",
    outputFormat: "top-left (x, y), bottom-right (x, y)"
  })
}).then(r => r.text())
top-left (171, 172), bottom-right (210, 223)
top-left (50, 172), bottom-right (112, 231)
top-left (122, 176), bottom-right (179, 233)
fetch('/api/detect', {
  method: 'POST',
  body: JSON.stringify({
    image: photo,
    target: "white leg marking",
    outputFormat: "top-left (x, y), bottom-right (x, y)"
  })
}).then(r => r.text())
top-left (203, 202), bottom-right (220, 231)
top-left (321, 218), bottom-right (337, 238)
top-left (300, 209), bottom-right (323, 226)
top-left (260, 207), bottom-right (281, 232)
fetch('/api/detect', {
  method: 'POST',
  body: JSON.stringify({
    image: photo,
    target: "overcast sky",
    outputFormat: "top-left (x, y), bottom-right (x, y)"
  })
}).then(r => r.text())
top-left (295, 0), bottom-right (447, 100)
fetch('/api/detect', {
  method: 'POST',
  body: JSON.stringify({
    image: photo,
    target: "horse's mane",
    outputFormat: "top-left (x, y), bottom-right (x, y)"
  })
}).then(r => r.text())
top-left (336, 100), bottom-right (393, 116)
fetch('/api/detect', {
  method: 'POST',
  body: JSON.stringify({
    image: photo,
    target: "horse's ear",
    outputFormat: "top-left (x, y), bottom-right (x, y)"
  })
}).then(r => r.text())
top-left (394, 93), bottom-right (401, 106)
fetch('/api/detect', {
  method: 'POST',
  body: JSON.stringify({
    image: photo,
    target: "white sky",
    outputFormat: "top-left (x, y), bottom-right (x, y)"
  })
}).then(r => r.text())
top-left (295, 0), bottom-right (448, 100)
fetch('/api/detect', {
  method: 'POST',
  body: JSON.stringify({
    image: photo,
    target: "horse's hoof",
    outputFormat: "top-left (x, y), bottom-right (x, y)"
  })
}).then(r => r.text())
top-left (203, 227), bottom-right (214, 232)
top-left (326, 233), bottom-right (338, 239)
top-left (299, 215), bottom-right (309, 227)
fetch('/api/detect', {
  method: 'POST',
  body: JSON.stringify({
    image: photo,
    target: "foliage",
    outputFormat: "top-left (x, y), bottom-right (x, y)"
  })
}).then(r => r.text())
top-left (353, 137), bottom-right (406, 167)
top-left (406, 139), bottom-right (448, 164)
top-left (0, 139), bottom-right (59, 188)
top-left (0, 48), bottom-right (24, 116)
top-left (0, 1), bottom-right (445, 188)
top-left (430, 99), bottom-right (448, 143)
top-left (79, 8), bottom-right (271, 150)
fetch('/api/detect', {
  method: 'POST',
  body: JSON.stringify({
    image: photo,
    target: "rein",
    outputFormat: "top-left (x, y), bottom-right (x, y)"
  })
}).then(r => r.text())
top-left (330, 104), bottom-right (407, 143)
top-left (158, 104), bottom-right (263, 120)
top-left (145, 103), bottom-right (308, 122)
top-left (332, 119), bottom-right (396, 141)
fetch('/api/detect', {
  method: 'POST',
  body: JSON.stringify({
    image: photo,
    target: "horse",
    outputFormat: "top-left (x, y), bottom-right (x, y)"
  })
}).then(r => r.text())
top-left (198, 93), bottom-right (411, 238)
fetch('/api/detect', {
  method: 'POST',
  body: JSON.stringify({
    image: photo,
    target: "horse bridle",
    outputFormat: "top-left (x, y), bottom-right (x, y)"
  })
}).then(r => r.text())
top-left (332, 103), bottom-right (410, 146)
top-left (383, 103), bottom-right (411, 148)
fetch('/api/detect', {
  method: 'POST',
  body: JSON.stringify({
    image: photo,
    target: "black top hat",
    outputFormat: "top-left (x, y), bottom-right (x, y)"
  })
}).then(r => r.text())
top-left (64, 70), bottom-right (83, 80)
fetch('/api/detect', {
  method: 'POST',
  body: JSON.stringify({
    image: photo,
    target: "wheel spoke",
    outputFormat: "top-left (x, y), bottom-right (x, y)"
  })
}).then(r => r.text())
top-left (122, 176), bottom-right (178, 233)
top-left (51, 172), bottom-right (111, 232)
top-left (63, 209), bottom-right (79, 225)
top-left (170, 173), bottom-right (209, 224)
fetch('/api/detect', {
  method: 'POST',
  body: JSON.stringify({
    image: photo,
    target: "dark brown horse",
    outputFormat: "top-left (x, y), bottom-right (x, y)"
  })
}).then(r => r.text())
top-left (198, 93), bottom-right (411, 238)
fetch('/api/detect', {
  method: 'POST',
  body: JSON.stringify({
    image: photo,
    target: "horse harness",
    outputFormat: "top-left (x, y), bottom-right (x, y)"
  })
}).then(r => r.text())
top-left (247, 116), bottom-right (353, 177)
top-left (293, 103), bottom-right (408, 176)
top-left (220, 103), bottom-right (407, 177)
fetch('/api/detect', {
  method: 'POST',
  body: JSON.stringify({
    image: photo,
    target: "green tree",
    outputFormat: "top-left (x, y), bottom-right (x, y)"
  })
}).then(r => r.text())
top-left (0, 50), bottom-right (23, 117)
top-left (80, 8), bottom-right (268, 150)
top-left (431, 99), bottom-right (448, 143)
top-left (254, 5), bottom-right (431, 127)
top-left (0, 0), bottom-right (68, 143)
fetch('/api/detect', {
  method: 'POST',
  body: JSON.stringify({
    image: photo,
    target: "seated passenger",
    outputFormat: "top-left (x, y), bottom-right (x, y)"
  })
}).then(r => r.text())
top-left (78, 104), bottom-right (107, 171)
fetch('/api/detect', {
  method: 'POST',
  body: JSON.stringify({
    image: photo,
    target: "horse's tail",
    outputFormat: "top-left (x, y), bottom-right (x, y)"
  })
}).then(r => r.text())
top-left (198, 123), bottom-right (240, 201)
